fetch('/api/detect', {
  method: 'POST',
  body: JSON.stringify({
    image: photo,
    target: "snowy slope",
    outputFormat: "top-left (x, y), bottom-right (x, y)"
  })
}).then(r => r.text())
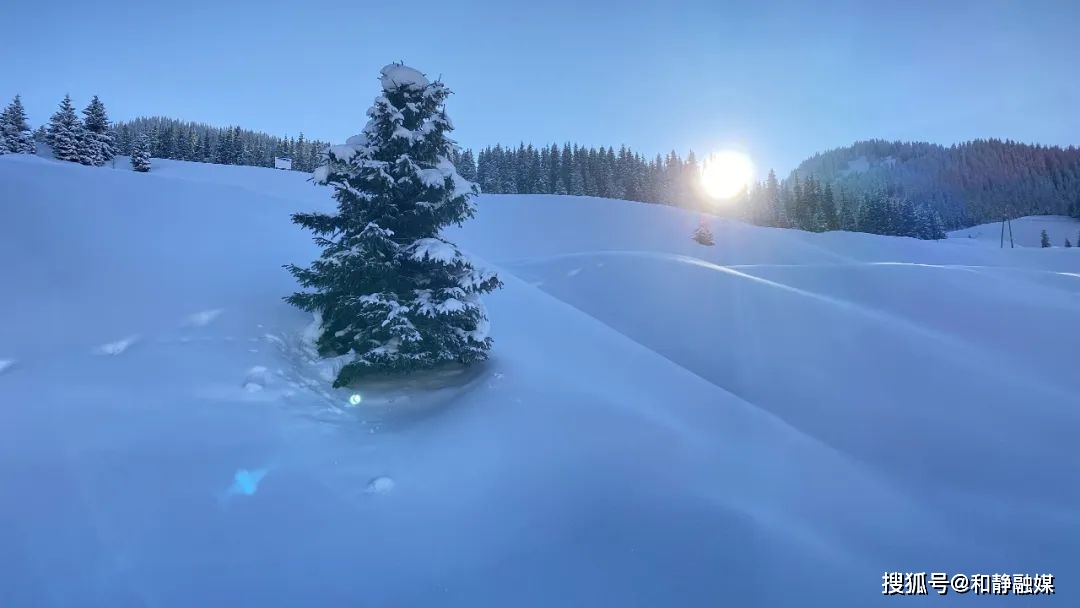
top-left (949, 214), bottom-right (1080, 248)
top-left (2, 154), bottom-right (1078, 607)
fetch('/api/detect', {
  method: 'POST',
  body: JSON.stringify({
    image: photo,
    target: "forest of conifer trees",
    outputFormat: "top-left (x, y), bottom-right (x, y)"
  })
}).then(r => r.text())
top-left (3, 92), bottom-right (1075, 242)
top-left (109, 117), bottom-right (329, 172)
top-left (452, 143), bottom-right (947, 239)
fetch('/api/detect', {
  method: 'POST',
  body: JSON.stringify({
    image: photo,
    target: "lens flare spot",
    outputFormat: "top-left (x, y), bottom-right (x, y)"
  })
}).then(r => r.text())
top-left (349, 393), bottom-right (363, 406)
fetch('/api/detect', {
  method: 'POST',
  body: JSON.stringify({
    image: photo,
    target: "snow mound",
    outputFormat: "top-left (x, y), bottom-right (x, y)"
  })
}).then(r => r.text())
top-left (0, 359), bottom-right (14, 375)
top-left (365, 476), bottom-right (395, 494)
top-left (379, 63), bottom-right (430, 91)
top-left (92, 335), bottom-right (140, 356)
top-left (185, 308), bottom-right (224, 327)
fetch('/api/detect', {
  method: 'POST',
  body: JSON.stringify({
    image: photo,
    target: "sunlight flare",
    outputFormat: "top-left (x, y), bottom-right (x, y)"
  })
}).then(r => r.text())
top-left (700, 151), bottom-right (754, 200)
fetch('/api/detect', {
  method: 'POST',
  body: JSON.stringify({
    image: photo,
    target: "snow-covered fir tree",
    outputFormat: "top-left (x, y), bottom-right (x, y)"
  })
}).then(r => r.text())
top-left (692, 216), bottom-right (715, 246)
top-left (0, 95), bottom-right (36, 154)
top-left (1066, 238), bottom-right (1073, 248)
top-left (130, 133), bottom-right (151, 172)
top-left (286, 63), bottom-right (501, 388)
top-left (46, 95), bottom-right (85, 163)
top-left (1041, 229), bottom-right (1051, 248)
top-left (81, 95), bottom-right (114, 166)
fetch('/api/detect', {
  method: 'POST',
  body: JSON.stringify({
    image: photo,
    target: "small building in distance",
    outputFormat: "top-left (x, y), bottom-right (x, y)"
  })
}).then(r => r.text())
top-left (274, 157), bottom-right (293, 170)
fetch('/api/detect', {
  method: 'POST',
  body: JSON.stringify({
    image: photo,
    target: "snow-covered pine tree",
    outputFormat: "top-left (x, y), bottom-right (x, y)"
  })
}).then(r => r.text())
top-left (77, 129), bottom-right (98, 166)
top-left (459, 149), bottom-right (478, 182)
top-left (0, 95), bottom-right (35, 154)
top-left (130, 133), bottom-right (151, 172)
top-left (1041, 229), bottom-right (1051, 248)
top-left (46, 95), bottom-right (85, 163)
top-left (1065, 238), bottom-right (1072, 248)
top-left (285, 63), bottom-right (501, 388)
top-left (820, 183), bottom-right (838, 230)
top-left (929, 208), bottom-right (946, 239)
top-left (81, 95), bottom-right (114, 166)
top-left (692, 216), bottom-right (715, 246)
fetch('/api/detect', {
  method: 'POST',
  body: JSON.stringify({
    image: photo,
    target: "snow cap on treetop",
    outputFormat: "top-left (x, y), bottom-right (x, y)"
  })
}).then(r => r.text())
top-left (380, 63), bottom-right (431, 92)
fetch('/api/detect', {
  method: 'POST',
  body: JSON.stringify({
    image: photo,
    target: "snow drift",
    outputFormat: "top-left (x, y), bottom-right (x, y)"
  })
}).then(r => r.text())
top-left (1, 154), bottom-right (1077, 606)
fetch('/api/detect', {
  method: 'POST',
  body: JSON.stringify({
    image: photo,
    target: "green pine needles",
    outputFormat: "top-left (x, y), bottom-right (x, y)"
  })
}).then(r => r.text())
top-left (285, 64), bottom-right (501, 388)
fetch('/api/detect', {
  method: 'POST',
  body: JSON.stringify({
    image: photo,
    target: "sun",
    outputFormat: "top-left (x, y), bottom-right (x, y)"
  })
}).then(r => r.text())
top-left (700, 151), bottom-right (754, 200)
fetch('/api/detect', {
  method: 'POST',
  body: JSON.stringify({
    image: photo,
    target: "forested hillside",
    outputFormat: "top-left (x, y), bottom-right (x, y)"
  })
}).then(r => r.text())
top-left (3, 92), bottom-right (1066, 240)
top-left (795, 139), bottom-right (1080, 228)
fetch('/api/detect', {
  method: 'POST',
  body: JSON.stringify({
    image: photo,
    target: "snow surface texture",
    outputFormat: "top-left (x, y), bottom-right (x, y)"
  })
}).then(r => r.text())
top-left (1, 153), bottom-right (1078, 606)
top-left (949, 215), bottom-right (1080, 248)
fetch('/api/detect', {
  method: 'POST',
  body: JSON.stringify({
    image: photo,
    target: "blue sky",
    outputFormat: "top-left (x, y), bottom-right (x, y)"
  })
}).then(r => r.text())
top-left (4, 0), bottom-right (1078, 176)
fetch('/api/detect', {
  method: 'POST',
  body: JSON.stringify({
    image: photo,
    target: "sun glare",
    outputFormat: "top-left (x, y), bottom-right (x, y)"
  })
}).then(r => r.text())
top-left (701, 151), bottom-right (754, 200)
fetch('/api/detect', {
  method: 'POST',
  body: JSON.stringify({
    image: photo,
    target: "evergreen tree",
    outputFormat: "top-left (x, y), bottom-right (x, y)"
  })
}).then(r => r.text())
top-left (856, 191), bottom-right (888, 234)
top-left (0, 95), bottom-right (35, 154)
top-left (820, 183), bottom-right (839, 230)
top-left (914, 202), bottom-right (947, 239)
top-left (285, 63), bottom-right (501, 387)
top-left (295, 133), bottom-right (307, 170)
top-left (1066, 238), bottom-right (1073, 248)
top-left (837, 188), bottom-right (857, 231)
top-left (46, 95), bottom-right (85, 163)
top-left (764, 169), bottom-right (783, 227)
top-left (81, 95), bottom-right (114, 166)
top-left (458, 149), bottom-right (477, 182)
top-left (692, 216), bottom-right (715, 246)
top-left (1040, 229), bottom-right (1051, 248)
top-left (130, 133), bottom-right (151, 172)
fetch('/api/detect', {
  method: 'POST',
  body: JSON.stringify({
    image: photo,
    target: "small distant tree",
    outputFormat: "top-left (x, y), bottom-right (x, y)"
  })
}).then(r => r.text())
top-left (285, 63), bottom-right (501, 388)
top-left (0, 95), bottom-right (35, 154)
top-left (46, 95), bottom-right (85, 163)
top-left (692, 216), bottom-right (715, 246)
top-left (130, 133), bottom-right (151, 172)
top-left (1040, 229), bottom-right (1051, 248)
top-left (1066, 238), bottom-right (1073, 248)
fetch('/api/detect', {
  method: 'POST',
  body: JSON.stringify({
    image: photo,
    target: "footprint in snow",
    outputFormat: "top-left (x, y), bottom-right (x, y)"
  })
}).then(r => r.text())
top-left (366, 476), bottom-right (395, 495)
top-left (218, 468), bottom-right (270, 506)
top-left (184, 309), bottom-right (224, 327)
top-left (93, 336), bottom-right (140, 356)
top-left (242, 365), bottom-right (270, 392)
top-left (262, 334), bottom-right (285, 346)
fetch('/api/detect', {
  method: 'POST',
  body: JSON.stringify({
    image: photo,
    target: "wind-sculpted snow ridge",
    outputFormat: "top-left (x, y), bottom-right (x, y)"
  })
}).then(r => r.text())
top-left (1, 155), bottom-right (1076, 606)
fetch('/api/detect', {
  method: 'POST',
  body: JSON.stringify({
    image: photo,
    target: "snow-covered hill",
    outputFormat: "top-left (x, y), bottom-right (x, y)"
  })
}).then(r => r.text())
top-left (949, 215), bottom-right (1080, 248)
top-left (2, 154), bottom-right (1077, 607)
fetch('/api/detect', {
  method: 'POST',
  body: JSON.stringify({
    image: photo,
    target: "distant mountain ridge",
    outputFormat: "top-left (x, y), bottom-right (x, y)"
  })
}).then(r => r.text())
top-left (794, 139), bottom-right (1080, 228)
